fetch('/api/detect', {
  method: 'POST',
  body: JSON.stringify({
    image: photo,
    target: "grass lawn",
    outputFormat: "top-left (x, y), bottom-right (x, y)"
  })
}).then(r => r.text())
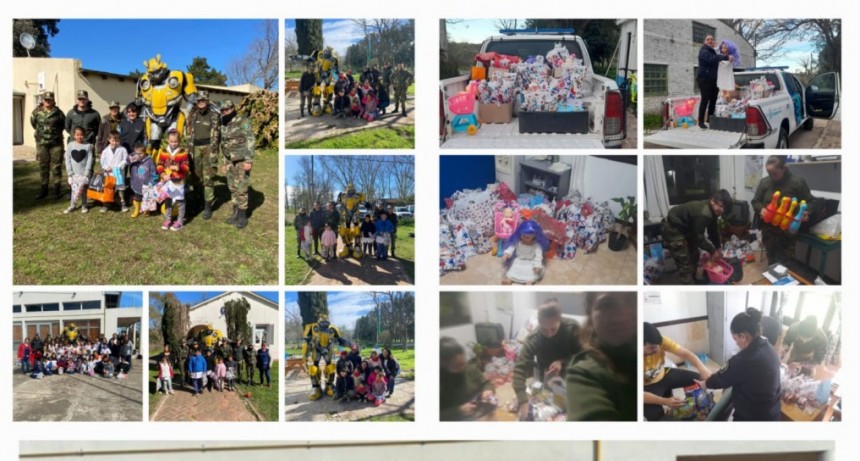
top-left (284, 213), bottom-right (415, 285)
top-left (407, 83), bottom-right (415, 96)
top-left (13, 151), bottom-right (279, 285)
top-left (285, 71), bottom-right (302, 79)
top-left (285, 126), bottom-right (414, 149)
top-left (644, 113), bottom-right (663, 131)
top-left (391, 348), bottom-right (415, 380)
top-left (364, 413), bottom-right (415, 422)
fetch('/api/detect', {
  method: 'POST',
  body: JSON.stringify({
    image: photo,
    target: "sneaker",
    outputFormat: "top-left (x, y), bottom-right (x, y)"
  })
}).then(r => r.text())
top-left (121, 205), bottom-right (129, 212)
top-left (100, 206), bottom-right (108, 213)
top-left (81, 206), bottom-right (89, 214)
top-left (161, 220), bottom-right (171, 230)
top-left (169, 390), bottom-right (174, 395)
top-left (170, 221), bottom-right (183, 231)
top-left (63, 206), bottom-right (75, 214)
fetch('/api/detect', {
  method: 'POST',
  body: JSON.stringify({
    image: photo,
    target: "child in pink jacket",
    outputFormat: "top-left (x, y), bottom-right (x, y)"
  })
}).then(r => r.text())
top-left (321, 222), bottom-right (338, 261)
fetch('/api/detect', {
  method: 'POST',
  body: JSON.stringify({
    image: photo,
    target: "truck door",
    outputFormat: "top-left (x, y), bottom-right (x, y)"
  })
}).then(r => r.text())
top-left (806, 72), bottom-right (840, 119)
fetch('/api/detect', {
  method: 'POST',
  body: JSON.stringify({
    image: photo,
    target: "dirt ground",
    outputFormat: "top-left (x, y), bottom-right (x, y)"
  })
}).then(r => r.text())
top-left (284, 93), bottom-right (415, 146)
top-left (284, 367), bottom-right (415, 422)
top-left (13, 365), bottom-right (143, 422)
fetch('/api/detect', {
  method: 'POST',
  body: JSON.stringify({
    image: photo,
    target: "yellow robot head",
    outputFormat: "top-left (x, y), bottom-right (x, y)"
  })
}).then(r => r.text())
top-left (143, 54), bottom-right (170, 83)
top-left (69, 322), bottom-right (76, 329)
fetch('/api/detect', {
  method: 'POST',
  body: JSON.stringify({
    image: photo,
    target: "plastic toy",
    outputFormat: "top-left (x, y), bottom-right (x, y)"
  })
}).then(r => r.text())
top-left (781, 198), bottom-right (799, 231)
top-left (762, 191), bottom-right (780, 224)
top-left (773, 196), bottom-right (791, 228)
top-left (448, 84), bottom-right (480, 134)
top-left (788, 200), bottom-right (807, 234)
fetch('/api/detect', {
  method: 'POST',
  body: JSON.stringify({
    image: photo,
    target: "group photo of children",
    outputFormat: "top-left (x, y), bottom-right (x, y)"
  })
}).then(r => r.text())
top-left (148, 292), bottom-right (280, 422)
top-left (284, 291), bottom-right (416, 421)
top-left (285, 19), bottom-right (415, 149)
top-left (285, 155), bottom-right (415, 285)
top-left (439, 291), bottom-right (637, 422)
top-left (440, 155), bottom-right (638, 285)
top-left (13, 18), bottom-right (279, 285)
top-left (12, 291), bottom-right (143, 422)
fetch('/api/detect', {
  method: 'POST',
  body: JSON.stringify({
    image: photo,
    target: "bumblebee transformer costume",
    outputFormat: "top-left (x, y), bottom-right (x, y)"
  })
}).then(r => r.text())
top-left (337, 183), bottom-right (365, 258)
top-left (186, 324), bottom-right (225, 351)
top-left (136, 54), bottom-right (198, 151)
top-left (302, 315), bottom-right (350, 400)
top-left (61, 323), bottom-right (80, 344)
top-left (309, 47), bottom-right (339, 116)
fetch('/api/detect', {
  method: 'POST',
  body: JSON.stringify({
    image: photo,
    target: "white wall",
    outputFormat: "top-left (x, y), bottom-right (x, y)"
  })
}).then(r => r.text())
top-left (189, 292), bottom-right (280, 359)
top-left (643, 292), bottom-right (709, 354)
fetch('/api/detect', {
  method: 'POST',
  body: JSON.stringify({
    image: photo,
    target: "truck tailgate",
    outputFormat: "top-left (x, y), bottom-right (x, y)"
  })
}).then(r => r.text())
top-left (442, 118), bottom-right (605, 149)
top-left (644, 126), bottom-right (744, 149)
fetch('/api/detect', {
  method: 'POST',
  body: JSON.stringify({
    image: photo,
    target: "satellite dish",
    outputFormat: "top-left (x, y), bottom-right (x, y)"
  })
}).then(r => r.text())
top-left (19, 33), bottom-right (35, 57)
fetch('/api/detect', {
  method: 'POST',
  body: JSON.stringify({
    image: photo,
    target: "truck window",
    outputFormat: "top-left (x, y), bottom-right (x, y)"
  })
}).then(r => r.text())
top-left (484, 39), bottom-right (584, 63)
top-left (734, 73), bottom-right (781, 91)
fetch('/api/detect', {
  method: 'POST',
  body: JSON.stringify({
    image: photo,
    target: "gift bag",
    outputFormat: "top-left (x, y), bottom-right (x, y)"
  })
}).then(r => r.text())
top-left (87, 173), bottom-right (116, 203)
top-left (141, 184), bottom-right (159, 212)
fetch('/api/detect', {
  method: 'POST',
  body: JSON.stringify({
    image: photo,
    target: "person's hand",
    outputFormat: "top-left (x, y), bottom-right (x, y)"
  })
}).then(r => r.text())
top-left (533, 267), bottom-right (542, 274)
top-left (694, 379), bottom-right (708, 390)
top-left (760, 208), bottom-right (767, 219)
top-left (801, 211), bottom-right (810, 222)
top-left (502, 253), bottom-right (511, 262)
top-left (728, 56), bottom-right (735, 63)
top-left (460, 401), bottom-right (477, 416)
top-left (243, 162), bottom-right (252, 172)
top-left (518, 402), bottom-right (530, 420)
top-left (546, 360), bottom-right (563, 376)
top-left (481, 390), bottom-right (495, 401)
top-left (663, 397), bottom-right (686, 408)
top-left (698, 369), bottom-right (713, 381)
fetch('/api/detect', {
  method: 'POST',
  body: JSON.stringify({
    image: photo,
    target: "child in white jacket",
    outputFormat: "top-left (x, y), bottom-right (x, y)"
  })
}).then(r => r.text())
top-left (100, 131), bottom-right (128, 212)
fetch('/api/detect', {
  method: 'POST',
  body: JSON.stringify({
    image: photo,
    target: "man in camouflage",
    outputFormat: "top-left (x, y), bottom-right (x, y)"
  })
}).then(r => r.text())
top-left (219, 99), bottom-right (255, 229)
top-left (382, 62), bottom-right (393, 96)
top-left (299, 64), bottom-right (315, 118)
top-left (243, 343), bottom-right (256, 386)
top-left (30, 91), bottom-right (66, 200)
top-left (186, 90), bottom-right (221, 220)
top-left (177, 339), bottom-right (190, 388)
top-left (661, 190), bottom-right (731, 284)
top-left (391, 63), bottom-right (413, 115)
top-left (751, 155), bottom-right (818, 266)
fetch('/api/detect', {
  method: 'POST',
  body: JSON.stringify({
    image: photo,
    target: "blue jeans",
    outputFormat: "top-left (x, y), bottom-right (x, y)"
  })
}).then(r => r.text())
top-left (376, 243), bottom-right (388, 259)
top-left (21, 360), bottom-right (31, 374)
top-left (259, 367), bottom-right (270, 385)
top-left (192, 377), bottom-right (203, 394)
top-left (387, 371), bottom-right (399, 394)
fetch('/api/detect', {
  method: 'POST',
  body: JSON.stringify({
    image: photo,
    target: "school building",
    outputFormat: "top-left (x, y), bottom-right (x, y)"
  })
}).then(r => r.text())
top-left (12, 291), bottom-right (142, 350)
top-left (12, 57), bottom-right (260, 147)
top-left (187, 292), bottom-right (279, 359)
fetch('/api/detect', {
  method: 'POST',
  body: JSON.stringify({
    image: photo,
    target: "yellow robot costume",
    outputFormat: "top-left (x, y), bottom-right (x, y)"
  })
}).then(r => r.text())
top-left (186, 324), bottom-right (225, 351)
top-left (302, 315), bottom-right (350, 400)
top-left (310, 47), bottom-right (339, 115)
top-left (137, 54), bottom-right (198, 152)
top-left (337, 183), bottom-right (365, 257)
top-left (61, 323), bottom-right (80, 344)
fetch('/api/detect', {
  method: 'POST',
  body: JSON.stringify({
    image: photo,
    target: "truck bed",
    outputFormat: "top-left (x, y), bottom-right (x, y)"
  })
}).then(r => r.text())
top-left (442, 117), bottom-right (606, 149)
top-left (644, 125), bottom-right (745, 149)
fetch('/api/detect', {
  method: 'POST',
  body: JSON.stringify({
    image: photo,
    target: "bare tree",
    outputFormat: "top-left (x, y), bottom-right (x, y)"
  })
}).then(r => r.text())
top-left (722, 18), bottom-right (840, 70)
top-left (351, 19), bottom-right (372, 67)
top-left (227, 19), bottom-right (278, 89)
top-left (371, 291), bottom-right (415, 351)
top-left (493, 19), bottom-right (520, 31)
top-left (391, 159), bottom-right (415, 203)
top-left (285, 29), bottom-right (300, 74)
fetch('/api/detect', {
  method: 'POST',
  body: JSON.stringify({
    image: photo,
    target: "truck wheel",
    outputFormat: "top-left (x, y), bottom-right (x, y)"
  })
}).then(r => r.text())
top-left (777, 127), bottom-right (789, 149)
top-left (803, 117), bottom-right (814, 131)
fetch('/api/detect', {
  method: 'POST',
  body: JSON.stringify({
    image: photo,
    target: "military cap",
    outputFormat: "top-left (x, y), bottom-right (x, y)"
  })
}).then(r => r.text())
top-left (108, 100), bottom-right (120, 108)
top-left (41, 91), bottom-right (55, 100)
top-left (220, 99), bottom-right (235, 110)
top-left (76, 89), bottom-right (89, 99)
top-left (197, 90), bottom-right (209, 101)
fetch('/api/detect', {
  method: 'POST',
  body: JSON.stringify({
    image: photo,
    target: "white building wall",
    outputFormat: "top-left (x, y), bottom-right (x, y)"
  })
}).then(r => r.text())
top-left (188, 292), bottom-right (279, 359)
top-left (644, 20), bottom-right (756, 114)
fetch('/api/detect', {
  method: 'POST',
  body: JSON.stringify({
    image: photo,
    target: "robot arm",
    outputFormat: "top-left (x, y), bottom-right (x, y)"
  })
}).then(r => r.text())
top-left (302, 324), bottom-right (314, 361)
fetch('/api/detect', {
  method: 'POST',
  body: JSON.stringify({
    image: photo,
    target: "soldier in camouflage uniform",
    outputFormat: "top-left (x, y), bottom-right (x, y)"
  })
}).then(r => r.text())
top-left (186, 90), bottom-right (221, 220)
top-left (661, 190), bottom-right (731, 284)
top-left (382, 62), bottom-right (393, 97)
top-left (219, 99), bottom-right (255, 229)
top-left (751, 155), bottom-right (818, 266)
top-left (391, 63), bottom-right (413, 115)
top-left (30, 91), bottom-right (66, 200)
top-left (243, 343), bottom-right (256, 386)
top-left (177, 339), bottom-right (190, 388)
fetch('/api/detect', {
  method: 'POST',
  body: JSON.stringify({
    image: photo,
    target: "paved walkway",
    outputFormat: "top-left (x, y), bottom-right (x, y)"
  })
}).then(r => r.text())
top-left (13, 365), bottom-right (142, 422)
top-left (285, 96), bottom-right (415, 146)
top-left (150, 382), bottom-right (258, 422)
top-left (284, 368), bottom-right (415, 421)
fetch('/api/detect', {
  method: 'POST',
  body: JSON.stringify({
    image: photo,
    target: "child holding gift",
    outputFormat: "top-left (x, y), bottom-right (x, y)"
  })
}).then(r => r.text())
top-left (502, 220), bottom-right (550, 285)
top-left (155, 130), bottom-right (190, 231)
top-left (99, 131), bottom-right (128, 212)
top-left (128, 142), bottom-right (157, 217)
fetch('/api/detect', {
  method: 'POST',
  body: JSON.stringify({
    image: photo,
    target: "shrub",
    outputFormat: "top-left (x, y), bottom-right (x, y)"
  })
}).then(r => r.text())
top-left (239, 90), bottom-right (278, 149)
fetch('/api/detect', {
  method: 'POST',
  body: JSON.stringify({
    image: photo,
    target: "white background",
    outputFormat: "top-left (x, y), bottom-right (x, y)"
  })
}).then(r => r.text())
top-left (2, 2), bottom-right (854, 459)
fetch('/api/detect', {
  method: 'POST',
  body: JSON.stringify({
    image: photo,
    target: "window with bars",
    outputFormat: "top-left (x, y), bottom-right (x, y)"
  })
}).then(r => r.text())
top-left (692, 22), bottom-right (716, 44)
top-left (644, 64), bottom-right (668, 96)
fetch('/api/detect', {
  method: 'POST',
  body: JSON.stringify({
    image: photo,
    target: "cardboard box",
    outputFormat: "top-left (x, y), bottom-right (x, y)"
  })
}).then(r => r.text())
top-left (479, 102), bottom-right (513, 124)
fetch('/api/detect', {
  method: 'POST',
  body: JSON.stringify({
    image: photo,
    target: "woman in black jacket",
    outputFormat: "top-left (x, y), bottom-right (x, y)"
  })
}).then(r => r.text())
top-left (381, 347), bottom-right (400, 397)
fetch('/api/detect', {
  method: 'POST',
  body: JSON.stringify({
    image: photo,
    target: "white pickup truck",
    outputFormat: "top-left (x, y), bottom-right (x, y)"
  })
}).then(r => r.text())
top-left (439, 31), bottom-right (627, 149)
top-left (645, 69), bottom-right (840, 149)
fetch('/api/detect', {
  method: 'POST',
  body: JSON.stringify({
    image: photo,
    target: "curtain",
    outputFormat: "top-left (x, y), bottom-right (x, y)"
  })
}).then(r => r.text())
top-left (569, 155), bottom-right (586, 196)
top-left (644, 156), bottom-right (670, 219)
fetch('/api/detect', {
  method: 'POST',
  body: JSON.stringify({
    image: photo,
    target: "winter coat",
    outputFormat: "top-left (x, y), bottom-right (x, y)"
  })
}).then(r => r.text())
top-left (65, 104), bottom-right (101, 144)
top-left (256, 348), bottom-right (271, 370)
top-left (129, 154), bottom-right (157, 195)
top-left (65, 141), bottom-right (94, 178)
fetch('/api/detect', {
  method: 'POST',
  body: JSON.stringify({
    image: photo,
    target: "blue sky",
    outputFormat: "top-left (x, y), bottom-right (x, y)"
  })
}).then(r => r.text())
top-left (48, 19), bottom-right (270, 83)
top-left (149, 291), bottom-right (278, 309)
top-left (446, 19), bottom-right (529, 44)
top-left (284, 291), bottom-right (377, 329)
top-left (286, 19), bottom-right (410, 57)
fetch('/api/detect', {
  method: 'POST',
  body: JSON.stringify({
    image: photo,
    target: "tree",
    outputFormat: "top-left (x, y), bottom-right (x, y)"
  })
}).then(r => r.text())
top-left (284, 302), bottom-right (304, 349)
top-left (298, 292), bottom-right (328, 326)
top-left (227, 20), bottom-right (278, 90)
top-left (390, 158), bottom-right (415, 203)
top-left (224, 297), bottom-right (252, 343)
top-left (186, 56), bottom-right (227, 85)
top-left (524, 19), bottom-right (620, 71)
top-left (129, 69), bottom-right (145, 79)
top-left (371, 291), bottom-right (415, 351)
top-left (12, 19), bottom-right (59, 57)
top-left (154, 293), bottom-right (187, 357)
top-left (723, 19), bottom-right (841, 72)
top-left (295, 19), bottom-right (323, 56)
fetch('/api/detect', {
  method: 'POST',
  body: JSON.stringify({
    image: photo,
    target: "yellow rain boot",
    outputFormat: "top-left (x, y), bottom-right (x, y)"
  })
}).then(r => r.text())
top-left (130, 200), bottom-right (141, 218)
top-left (309, 388), bottom-right (322, 401)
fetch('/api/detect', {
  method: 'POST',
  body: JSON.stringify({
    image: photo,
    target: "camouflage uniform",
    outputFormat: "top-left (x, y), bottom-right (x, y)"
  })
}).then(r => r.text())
top-left (177, 343), bottom-right (190, 386)
top-left (30, 96), bottom-right (66, 192)
top-left (661, 200), bottom-right (720, 284)
top-left (243, 345), bottom-right (257, 385)
top-left (186, 93), bottom-right (221, 216)
top-left (220, 99), bottom-right (255, 228)
top-left (751, 169), bottom-right (817, 266)
top-left (382, 64), bottom-right (393, 97)
top-left (392, 66), bottom-right (414, 113)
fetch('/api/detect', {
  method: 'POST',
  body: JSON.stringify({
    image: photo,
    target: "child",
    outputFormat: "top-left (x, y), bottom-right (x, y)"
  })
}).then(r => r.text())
top-left (502, 220), bottom-right (549, 285)
top-left (321, 222), bottom-right (338, 261)
top-left (374, 212), bottom-right (394, 260)
top-left (18, 340), bottom-right (31, 375)
top-left (214, 357), bottom-right (227, 392)
top-left (348, 87), bottom-right (361, 118)
top-left (31, 357), bottom-right (47, 379)
top-left (155, 130), bottom-right (190, 231)
top-left (99, 130), bottom-right (128, 212)
top-left (157, 355), bottom-right (174, 394)
top-left (101, 355), bottom-right (115, 378)
top-left (353, 370), bottom-right (368, 402)
top-left (116, 356), bottom-right (130, 378)
top-left (361, 89), bottom-right (379, 121)
top-left (128, 142), bottom-right (157, 218)
top-left (64, 126), bottom-right (94, 214)
top-left (368, 366), bottom-right (388, 406)
top-left (360, 214), bottom-right (376, 257)
top-left (375, 82), bottom-right (390, 116)
top-left (301, 221), bottom-right (314, 259)
top-left (334, 351), bottom-right (354, 402)
top-left (225, 354), bottom-right (238, 391)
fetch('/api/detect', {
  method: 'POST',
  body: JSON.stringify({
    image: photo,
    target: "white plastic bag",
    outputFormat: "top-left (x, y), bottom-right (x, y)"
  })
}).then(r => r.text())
top-left (811, 214), bottom-right (841, 240)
